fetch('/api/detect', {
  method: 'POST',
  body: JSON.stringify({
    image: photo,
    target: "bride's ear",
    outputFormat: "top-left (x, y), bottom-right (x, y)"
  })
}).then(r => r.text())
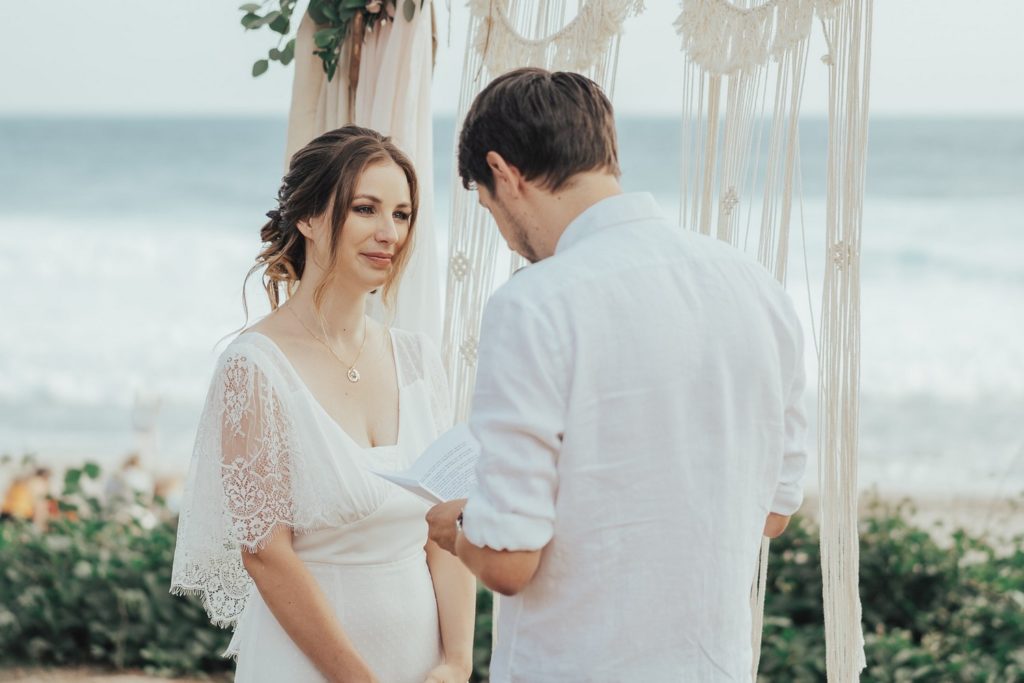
top-left (296, 218), bottom-right (315, 240)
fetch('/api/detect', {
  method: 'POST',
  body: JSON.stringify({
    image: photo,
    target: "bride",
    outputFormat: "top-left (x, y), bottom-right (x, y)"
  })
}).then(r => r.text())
top-left (171, 126), bottom-right (475, 682)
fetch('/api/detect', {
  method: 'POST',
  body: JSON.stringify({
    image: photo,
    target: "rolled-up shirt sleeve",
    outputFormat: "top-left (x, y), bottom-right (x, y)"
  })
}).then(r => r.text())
top-left (771, 307), bottom-right (808, 515)
top-left (460, 289), bottom-right (566, 552)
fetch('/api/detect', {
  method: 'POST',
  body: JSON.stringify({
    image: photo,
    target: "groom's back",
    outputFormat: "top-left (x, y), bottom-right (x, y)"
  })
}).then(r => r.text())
top-left (480, 193), bottom-right (806, 682)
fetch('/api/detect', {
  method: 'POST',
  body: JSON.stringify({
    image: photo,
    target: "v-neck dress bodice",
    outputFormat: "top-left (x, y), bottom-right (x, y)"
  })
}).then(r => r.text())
top-left (171, 328), bottom-right (453, 683)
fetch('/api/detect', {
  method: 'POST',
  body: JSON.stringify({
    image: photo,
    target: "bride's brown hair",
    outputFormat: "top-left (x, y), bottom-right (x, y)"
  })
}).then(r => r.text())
top-left (243, 125), bottom-right (418, 320)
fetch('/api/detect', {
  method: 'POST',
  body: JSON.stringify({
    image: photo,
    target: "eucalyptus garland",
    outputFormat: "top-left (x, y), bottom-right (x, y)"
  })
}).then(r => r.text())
top-left (240, 0), bottom-right (424, 81)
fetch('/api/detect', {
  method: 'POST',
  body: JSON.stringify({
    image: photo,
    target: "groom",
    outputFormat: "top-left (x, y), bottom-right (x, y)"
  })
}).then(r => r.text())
top-left (426, 68), bottom-right (807, 681)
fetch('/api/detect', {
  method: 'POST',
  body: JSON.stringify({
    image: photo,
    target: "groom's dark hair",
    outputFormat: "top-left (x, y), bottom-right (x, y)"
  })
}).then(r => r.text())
top-left (457, 68), bottom-right (620, 193)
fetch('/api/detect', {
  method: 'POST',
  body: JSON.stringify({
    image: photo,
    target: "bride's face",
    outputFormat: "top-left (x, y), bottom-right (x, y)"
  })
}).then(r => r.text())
top-left (308, 160), bottom-right (413, 293)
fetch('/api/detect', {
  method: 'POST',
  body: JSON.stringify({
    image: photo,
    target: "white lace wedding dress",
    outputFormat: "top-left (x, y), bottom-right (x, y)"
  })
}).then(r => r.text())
top-left (171, 328), bottom-right (450, 682)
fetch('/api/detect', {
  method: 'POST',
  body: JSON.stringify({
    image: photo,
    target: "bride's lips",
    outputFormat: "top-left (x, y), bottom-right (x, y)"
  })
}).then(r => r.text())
top-left (361, 252), bottom-right (394, 268)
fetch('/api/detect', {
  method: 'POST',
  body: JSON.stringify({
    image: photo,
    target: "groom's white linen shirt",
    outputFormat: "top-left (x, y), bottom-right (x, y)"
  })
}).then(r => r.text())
top-left (461, 192), bottom-right (808, 682)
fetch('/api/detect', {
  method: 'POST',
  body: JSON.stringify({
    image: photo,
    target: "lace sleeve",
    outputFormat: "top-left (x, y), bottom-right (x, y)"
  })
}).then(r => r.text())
top-left (171, 346), bottom-right (301, 627)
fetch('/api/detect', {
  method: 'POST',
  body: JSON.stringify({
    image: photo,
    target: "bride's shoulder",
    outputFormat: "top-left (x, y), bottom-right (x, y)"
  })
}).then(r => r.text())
top-left (207, 328), bottom-right (284, 383)
top-left (218, 330), bottom-right (267, 360)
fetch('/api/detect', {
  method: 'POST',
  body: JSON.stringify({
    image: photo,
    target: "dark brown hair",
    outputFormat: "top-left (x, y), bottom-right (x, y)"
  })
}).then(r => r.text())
top-left (243, 125), bottom-right (418, 318)
top-left (457, 67), bottom-right (620, 193)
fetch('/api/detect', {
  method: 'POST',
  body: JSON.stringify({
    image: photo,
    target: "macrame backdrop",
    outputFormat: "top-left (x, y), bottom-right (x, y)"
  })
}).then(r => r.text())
top-left (675, 0), bottom-right (870, 678)
top-left (286, 1), bottom-right (441, 344)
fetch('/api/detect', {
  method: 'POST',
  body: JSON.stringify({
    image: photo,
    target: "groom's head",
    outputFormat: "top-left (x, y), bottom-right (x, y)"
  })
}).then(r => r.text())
top-left (458, 68), bottom-right (621, 262)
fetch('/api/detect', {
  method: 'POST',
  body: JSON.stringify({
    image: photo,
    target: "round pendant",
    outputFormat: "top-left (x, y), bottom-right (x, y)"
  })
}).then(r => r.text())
top-left (347, 367), bottom-right (361, 383)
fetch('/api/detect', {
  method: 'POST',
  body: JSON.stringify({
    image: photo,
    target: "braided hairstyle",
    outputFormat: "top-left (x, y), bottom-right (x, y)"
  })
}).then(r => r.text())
top-left (243, 125), bottom-right (419, 319)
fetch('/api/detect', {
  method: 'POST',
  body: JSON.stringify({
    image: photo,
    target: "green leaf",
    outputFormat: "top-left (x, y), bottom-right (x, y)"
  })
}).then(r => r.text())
top-left (269, 47), bottom-right (282, 60)
top-left (238, 3), bottom-right (262, 11)
top-left (309, 2), bottom-right (332, 23)
top-left (248, 10), bottom-right (282, 28)
top-left (313, 29), bottom-right (336, 48)
top-left (269, 14), bottom-right (290, 34)
top-left (252, 59), bottom-right (270, 77)
top-left (64, 469), bottom-right (82, 487)
top-left (83, 462), bottom-right (101, 480)
top-left (57, 500), bottom-right (78, 513)
top-left (281, 39), bottom-right (296, 65)
top-left (343, 0), bottom-right (366, 8)
top-left (240, 12), bottom-right (262, 28)
top-left (402, 0), bottom-right (415, 22)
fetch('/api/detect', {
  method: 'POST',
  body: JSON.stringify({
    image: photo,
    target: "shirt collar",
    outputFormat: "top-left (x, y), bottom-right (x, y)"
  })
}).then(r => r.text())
top-left (555, 192), bottom-right (665, 255)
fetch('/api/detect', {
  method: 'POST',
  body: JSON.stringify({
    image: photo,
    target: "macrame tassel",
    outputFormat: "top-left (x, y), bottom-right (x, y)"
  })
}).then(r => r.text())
top-left (818, 0), bottom-right (870, 678)
top-left (749, 536), bottom-right (771, 679)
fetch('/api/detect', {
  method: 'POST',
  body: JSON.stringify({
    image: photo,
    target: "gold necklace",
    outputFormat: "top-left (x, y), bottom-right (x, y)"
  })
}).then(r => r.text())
top-left (286, 306), bottom-right (368, 383)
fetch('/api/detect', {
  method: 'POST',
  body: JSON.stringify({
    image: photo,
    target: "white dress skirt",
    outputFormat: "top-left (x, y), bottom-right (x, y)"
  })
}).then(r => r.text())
top-left (231, 472), bottom-right (442, 682)
top-left (171, 329), bottom-right (452, 683)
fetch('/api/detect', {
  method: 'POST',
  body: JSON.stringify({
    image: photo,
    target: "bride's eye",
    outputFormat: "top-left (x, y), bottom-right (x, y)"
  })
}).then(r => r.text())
top-left (393, 211), bottom-right (411, 222)
top-left (354, 205), bottom-right (375, 215)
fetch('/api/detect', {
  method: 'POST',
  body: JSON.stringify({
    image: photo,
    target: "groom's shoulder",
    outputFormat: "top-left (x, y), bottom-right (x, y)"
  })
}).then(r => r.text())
top-left (484, 258), bottom-right (568, 320)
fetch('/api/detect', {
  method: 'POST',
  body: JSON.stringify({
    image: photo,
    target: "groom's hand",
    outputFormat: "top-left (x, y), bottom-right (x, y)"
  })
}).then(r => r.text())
top-left (426, 499), bottom-right (467, 555)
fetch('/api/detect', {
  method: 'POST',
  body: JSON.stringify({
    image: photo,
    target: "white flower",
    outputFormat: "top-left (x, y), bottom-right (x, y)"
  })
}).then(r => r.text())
top-left (366, 1), bottom-right (383, 13)
top-left (45, 536), bottom-right (72, 552)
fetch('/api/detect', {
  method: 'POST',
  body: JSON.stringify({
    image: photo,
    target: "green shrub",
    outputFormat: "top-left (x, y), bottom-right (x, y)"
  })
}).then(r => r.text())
top-left (0, 463), bottom-right (232, 677)
top-left (1, 464), bottom-right (1022, 680)
top-left (758, 501), bottom-right (1024, 682)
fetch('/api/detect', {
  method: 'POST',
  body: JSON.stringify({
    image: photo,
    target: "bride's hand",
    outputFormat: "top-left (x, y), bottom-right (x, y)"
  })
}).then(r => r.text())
top-left (423, 662), bottom-right (471, 683)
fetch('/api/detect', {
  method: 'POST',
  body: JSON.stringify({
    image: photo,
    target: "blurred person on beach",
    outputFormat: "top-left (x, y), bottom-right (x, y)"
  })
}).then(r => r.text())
top-left (154, 473), bottom-right (185, 515)
top-left (105, 453), bottom-right (158, 528)
top-left (105, 453), bottom-right (155, 506)
top-left (1, 467), bottom-right (52, 528)
top-left (171, 126), bottom-right (474, 683)
top-left (426, 68), bottom-right (808, 682)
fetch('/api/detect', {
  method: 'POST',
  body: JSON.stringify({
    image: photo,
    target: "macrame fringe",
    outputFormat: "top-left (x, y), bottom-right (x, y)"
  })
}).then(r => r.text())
top-left (817, 0), bottom-right (870, 678)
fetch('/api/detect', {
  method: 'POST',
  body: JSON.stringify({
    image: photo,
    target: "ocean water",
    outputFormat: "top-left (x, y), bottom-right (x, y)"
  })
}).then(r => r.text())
top-left (1, 116), bottom-right (1022, 496)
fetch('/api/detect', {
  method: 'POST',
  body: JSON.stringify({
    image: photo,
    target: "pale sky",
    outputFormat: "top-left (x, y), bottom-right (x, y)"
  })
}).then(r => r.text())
top-left (2, 0), bottom-right (1022, 117)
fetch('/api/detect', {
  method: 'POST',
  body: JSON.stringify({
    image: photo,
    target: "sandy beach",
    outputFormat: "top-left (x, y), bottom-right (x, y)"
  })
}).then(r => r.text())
top-left (803, 490), bottom-right (1024, 549)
